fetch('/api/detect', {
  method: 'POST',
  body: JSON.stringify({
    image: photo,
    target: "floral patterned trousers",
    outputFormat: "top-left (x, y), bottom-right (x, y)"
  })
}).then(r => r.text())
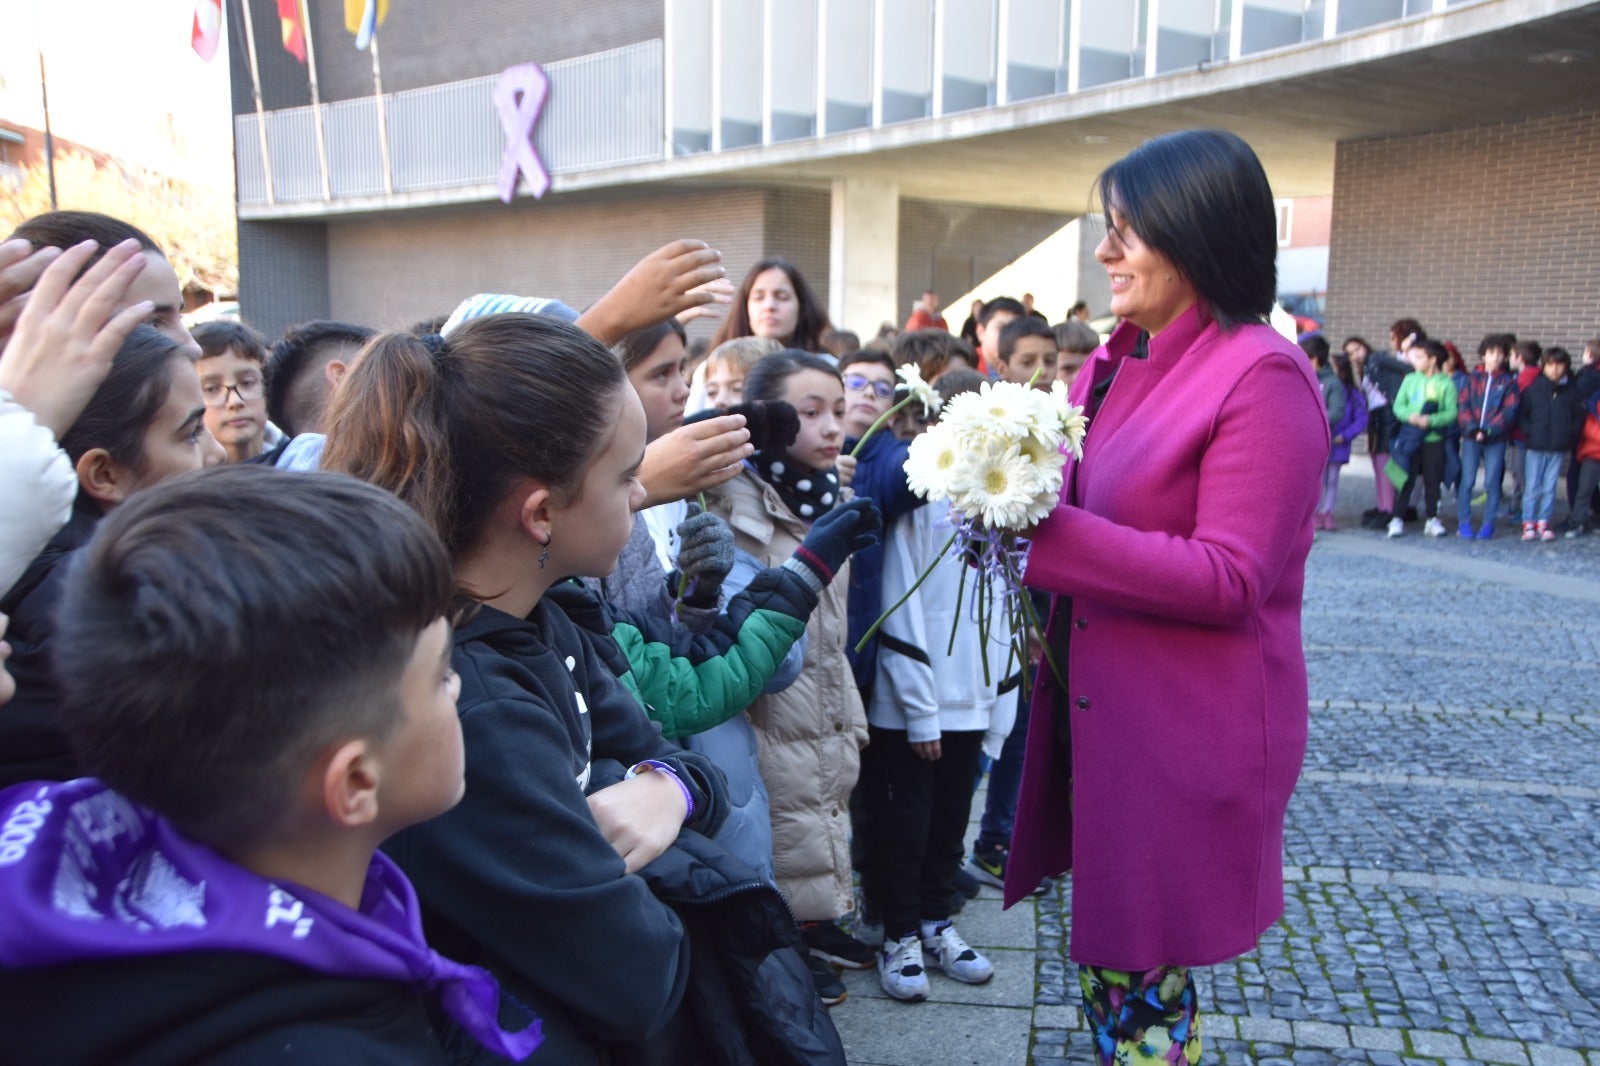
top-left (1079, 964), bottom-right (1203, 1064)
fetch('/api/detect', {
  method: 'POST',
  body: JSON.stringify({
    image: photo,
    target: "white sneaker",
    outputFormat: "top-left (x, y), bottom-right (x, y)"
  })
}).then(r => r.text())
top-left (1386, 517), bottom-right (1405, 538)
top-left (878, 934), bottom-right (929, 1001)
top-left (1423, 517), bottom-right (1446, 537)
top-left (921, 922), bottom-right (994, 985)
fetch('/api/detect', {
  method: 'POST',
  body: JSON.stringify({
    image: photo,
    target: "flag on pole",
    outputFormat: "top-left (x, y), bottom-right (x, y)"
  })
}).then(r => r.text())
top-left (344, 0), bottom-right (389, 51)
top-left (278, 0), bottom-right (307, 62)
top-left (191, 0), bottom-right (224, 62)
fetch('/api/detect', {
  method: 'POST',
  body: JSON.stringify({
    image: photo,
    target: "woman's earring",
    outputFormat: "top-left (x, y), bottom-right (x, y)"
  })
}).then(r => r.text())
top-left (538, 535), bottom-right (550, 570)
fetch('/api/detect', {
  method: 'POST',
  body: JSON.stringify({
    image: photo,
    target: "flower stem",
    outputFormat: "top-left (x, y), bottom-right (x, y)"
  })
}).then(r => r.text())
top-left (853, 530), bottom-right (957, 652)
top-left (848, 397), bottom-right (913, 458)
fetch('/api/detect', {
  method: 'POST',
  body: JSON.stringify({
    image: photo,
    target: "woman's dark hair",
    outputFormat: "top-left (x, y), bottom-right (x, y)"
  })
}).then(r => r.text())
top-left (1389, 318), bottom-right (1425, 346)
top-left (192, 319), bottom-right (268, 364)
top-left (616, 317), bottom-right (687, 373)
top-left (1442, 341), bottom-right (1466, 375)
top-left (709, 257), bottom-right (831, 353)
top-left (1330, 352), bottom-right (1357, 390)
top-left (1094, 129), bottom-right (1276, 330)
top-left (9, 211), bottom-right (162, 278)
top-left (1342, 336), bottom-right (1371, 356)
top-left (55, 466), bottom-right (455, 852)
top-left (743, 348), bottom-right (843, 406)
top-left (59, 325), bottom-right (187, 475)
top-left (320, 313), bottom-right (626, 559)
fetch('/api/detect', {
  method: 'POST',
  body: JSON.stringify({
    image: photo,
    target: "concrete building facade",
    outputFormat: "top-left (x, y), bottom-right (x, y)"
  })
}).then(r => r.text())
top-left (230, 0), bottom-right (1600, 353)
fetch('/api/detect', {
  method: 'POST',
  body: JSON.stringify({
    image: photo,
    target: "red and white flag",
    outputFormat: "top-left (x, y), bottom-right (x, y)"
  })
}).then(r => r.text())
top-left (192, 0), bottom-right (224, 62)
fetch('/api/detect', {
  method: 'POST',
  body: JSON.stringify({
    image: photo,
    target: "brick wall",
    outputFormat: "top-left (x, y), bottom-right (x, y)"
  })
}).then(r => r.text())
top-left (1326, 109), bottom-right (1600, 357)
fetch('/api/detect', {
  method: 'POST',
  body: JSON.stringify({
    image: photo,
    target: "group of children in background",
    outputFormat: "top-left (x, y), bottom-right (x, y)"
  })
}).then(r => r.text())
top-left (1304, 319), bottom-right (1600, 543)
top-left (0, 210), bottom-right (1113, 1064)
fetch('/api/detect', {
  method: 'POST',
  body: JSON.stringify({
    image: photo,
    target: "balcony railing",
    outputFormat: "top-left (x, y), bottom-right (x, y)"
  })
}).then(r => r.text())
top-left (236, 40), bottom-right (663, 208)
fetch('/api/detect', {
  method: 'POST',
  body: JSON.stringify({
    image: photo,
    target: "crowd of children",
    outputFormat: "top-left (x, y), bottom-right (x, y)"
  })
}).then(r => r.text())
top-left (1308, 320), bottom-right (1600, 542)
top-left (0, 208), bottom-right (1133, 1062)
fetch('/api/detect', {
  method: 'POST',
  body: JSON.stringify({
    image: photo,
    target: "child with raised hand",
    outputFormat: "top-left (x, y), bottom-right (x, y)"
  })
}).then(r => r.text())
top-left (861, 370), bottom-right (1015, 1003)
top-left (0, 467), bottom-right (539, 1063)
top-left (1456, 334), bottom-right (1520, 539)
top-left (321, 315), bottom-right (853, 1063)
top-left (0, 324), bottom-right (224, 790)
top-left (703, 349), bottom-right (875, 1004)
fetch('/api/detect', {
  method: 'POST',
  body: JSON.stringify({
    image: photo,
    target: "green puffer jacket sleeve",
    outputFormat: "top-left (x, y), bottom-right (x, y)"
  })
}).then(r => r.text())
top-left (548, 563), bottom-right (822, 740)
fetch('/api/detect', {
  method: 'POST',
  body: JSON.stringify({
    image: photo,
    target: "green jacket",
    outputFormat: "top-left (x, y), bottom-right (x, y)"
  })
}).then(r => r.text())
top-left (1393, 371), bottom-right (1458, 443)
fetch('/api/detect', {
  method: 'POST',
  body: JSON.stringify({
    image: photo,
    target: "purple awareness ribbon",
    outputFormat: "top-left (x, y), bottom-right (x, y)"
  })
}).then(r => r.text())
top-left (493, 62), bottom-right (551, 203)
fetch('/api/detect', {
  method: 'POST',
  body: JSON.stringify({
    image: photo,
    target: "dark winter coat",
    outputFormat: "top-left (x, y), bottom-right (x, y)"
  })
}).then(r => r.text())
top-left (1456, 369), bottom-right (1520, 441)
top-left (1517, 373), bottom-right (1585, 452)
top-left (383, 587), bottom-right (730, 1066)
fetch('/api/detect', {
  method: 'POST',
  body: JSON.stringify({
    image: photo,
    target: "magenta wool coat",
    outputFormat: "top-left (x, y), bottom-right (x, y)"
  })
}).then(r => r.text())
top-left (1004, 305), bottom-right (1328, 971)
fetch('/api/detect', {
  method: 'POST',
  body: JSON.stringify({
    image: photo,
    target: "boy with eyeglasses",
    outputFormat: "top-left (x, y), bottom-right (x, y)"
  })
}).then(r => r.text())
top-left (194, 320), bottom-right (280, 464)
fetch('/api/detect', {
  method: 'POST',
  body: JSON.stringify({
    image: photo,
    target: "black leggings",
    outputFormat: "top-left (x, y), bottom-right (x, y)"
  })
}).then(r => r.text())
top-left (1397, 439), bottom-right (1445, 520)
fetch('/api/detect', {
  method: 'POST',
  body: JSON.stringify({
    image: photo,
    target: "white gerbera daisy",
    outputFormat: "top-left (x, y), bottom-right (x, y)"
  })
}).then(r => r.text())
top-left (947, 443), bottom-right (1057, 529)
top-left (895, 363), bottom-right (943, 418)
top-left (947, 381), bottom-right (1035, 445)
top-left (904, 423), bottom-right (962, 502)
top-left (1050, 381), bottom-right (1090, 460)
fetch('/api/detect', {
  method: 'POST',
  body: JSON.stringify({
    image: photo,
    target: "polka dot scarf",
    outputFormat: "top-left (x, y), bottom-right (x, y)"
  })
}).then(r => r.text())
top-left (750, 449), bottom-right (841, 523)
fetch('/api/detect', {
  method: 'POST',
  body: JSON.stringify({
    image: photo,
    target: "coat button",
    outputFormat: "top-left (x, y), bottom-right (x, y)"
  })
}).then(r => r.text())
top-left (834, 721), bottom-right (844, 732)
top-left (1076, 696), bottom-right (1090, 711)
top-left (1075, 616), bottom-right (1088, 630)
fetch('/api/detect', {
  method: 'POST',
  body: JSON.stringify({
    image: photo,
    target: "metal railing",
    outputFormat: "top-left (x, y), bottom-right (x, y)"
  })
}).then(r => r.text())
top-left (236, 40), bottom-right (664, 208)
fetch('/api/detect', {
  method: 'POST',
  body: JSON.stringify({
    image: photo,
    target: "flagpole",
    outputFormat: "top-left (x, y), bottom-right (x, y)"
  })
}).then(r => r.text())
top-left (237, 0), bottom-right (277, 206)
top-left (299, 0), bottom-right (333, 200)
top-left (370, 32), bottom-right (393, 194)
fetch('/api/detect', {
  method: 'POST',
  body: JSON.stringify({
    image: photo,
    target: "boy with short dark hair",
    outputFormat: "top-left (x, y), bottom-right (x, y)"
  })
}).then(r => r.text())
top-left (194, 319), bottom-right (276, 464)
top-left (995, 317), bottom-right (1059, 389)
top-left (0, 466), bottom-right (539, 1063)
top-left (974, 297), bottom-right (1025, 377)
top-left (1052, 320), bottom-right (1100, 388)
top-left (1518, 347), bottom-right (1584, 540)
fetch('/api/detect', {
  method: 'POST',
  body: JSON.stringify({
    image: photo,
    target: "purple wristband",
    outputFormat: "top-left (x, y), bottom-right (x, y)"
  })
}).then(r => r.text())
top-left (625, 759), bottom-right (694, 823)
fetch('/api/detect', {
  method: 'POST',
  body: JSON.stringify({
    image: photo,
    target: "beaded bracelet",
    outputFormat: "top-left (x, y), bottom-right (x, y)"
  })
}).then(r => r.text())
top-left (624, 759), bottom-right (695, 823)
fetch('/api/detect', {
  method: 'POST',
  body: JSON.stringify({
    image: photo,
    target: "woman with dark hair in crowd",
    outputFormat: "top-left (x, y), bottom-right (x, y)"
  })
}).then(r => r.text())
top-left (1006, 129), bottom-right (1327, 1064)
top-left (708, 258), bottom-right (831, 354)
top-left (1, 324), bottom-right (224, 789)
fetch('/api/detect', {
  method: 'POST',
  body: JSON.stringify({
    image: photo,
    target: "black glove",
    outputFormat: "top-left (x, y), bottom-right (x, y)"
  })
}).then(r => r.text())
top-left (785, 497), bottom-right (882, 590)
top-left (674, 503), bottom-right (734, 607)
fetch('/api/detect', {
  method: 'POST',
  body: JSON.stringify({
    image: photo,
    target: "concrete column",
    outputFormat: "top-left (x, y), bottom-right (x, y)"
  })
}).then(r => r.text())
top-left (828, 177), bottom-right (899, 336)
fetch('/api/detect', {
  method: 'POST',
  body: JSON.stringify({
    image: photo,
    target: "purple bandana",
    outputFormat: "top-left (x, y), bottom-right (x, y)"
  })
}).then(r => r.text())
top-left (0, 779), bottom-right (540, 1061)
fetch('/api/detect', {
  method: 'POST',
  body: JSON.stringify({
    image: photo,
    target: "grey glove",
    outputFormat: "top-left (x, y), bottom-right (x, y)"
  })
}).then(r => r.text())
top-left (675, 503), bottom-right (734, 608)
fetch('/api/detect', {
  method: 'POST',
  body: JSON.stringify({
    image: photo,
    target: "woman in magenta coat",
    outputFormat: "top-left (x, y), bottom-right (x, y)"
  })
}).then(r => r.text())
top-left (1004, 130), bottom-right (1328, 1064)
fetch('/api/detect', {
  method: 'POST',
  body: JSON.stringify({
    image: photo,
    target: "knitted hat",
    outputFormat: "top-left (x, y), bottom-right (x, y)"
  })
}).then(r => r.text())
top-left (441, 293), bottom-right (582, 337)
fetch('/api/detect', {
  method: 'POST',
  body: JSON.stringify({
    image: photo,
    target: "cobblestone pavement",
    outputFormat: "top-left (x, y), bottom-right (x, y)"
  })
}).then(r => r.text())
top-left (833, 462), bottom-right (1600, 1064)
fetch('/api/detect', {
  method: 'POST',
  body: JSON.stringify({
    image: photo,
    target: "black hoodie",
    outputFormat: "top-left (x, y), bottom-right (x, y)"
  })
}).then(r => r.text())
top-left (0, 951), bottom-right (444, 1064)
top-left (382, 584), bottom-right (730, 1066)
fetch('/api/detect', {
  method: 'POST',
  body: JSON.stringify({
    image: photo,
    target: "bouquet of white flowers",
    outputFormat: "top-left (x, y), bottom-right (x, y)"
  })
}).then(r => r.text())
top-left (856, 376), bottom-right (1088, 696)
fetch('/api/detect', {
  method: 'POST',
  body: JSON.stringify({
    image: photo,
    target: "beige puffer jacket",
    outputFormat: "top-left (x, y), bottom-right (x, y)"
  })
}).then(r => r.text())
top-left (707, 467), bottom-right (868, 921)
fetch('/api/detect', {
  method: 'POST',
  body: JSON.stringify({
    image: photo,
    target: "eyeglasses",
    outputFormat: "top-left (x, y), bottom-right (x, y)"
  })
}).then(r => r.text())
top-left (201, 375), bottom-right (264, 408)
top-left (842, 373), bottom-right (894, 400)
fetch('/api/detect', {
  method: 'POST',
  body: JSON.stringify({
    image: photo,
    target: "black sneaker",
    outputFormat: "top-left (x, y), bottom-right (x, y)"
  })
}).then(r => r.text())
top-left (968, 843), bottom-right (1008, 888)
top-left (806, 952), bottom-right (847, 1007)
top-left (800, 920), bottom-right (875, 970)
top-left (952, 867), bottom-right (981, 899)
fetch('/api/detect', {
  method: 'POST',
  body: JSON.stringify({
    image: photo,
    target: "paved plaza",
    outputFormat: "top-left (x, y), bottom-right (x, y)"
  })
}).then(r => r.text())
top-left (831, 463), bottom-right (1600, 1064)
